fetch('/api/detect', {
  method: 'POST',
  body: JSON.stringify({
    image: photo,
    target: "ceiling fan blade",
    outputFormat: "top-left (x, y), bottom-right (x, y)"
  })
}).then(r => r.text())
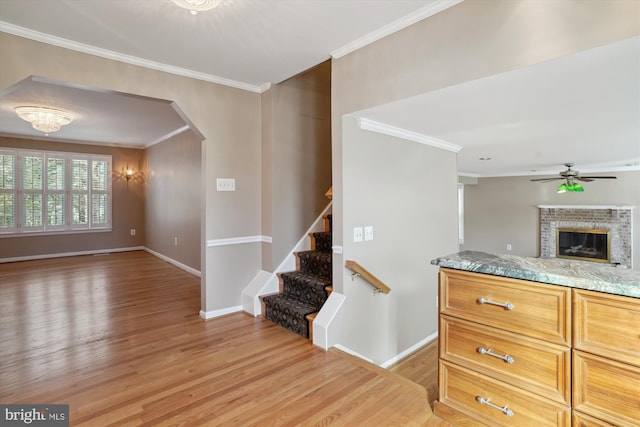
top-left (530, 178), bottom-right (563, 182)
top-left (576, 177), bottom-right (594, 182)
top-left (579, 176), bottom-right (617, 179)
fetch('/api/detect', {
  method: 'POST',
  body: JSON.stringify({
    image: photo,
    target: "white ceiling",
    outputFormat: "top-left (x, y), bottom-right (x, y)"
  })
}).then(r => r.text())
top-left (356, 36), bottom-right (640, 177)
top-left (0, 0), bottom-right (638, 177)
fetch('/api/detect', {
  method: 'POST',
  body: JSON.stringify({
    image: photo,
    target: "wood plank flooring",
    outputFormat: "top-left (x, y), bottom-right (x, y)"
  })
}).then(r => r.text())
top-left (0, 251), bottom-right (447, 426)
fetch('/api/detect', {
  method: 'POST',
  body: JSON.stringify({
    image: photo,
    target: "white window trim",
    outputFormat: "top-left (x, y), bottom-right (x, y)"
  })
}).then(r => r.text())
top-left (0, 147), bottom-right (112, 237)
top-left (458, 183), bottom-right (464, 245)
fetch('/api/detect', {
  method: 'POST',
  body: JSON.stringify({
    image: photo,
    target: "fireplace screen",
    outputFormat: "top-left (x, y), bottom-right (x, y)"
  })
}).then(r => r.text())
top-left (556, 228), bottom-right (610, 263)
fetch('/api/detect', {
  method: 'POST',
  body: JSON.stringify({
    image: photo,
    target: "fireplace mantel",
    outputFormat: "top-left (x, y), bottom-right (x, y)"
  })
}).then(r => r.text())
top-left (537, 205), bottom-right (635, 210)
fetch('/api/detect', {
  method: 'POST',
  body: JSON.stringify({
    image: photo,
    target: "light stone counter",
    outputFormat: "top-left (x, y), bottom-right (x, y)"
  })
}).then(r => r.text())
top-left (431, 251), bottom-right (640, 298)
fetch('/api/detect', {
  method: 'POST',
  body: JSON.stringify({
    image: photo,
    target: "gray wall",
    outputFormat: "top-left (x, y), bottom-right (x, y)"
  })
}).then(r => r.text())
top-left (461, 172), bottom-right (640, 269)
top-left (0, 136), bottom-right (145, 259)
top-left (330, 0), bottom-right (639, 363)
top-left (336, 117), bottom-right (458, 364)
top-left (144, 131), bottom-right (201, 270)
top-left (263, 61), bottom-right (332, 270)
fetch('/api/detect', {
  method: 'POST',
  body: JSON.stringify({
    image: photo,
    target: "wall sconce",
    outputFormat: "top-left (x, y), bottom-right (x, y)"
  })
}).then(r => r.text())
top-left (123, 165), bottom-right (135, 181)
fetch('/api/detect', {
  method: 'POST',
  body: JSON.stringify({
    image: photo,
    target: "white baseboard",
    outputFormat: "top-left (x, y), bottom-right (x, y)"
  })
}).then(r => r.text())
top-left (242, 270), bottom-right (278, 316)
top-left (333, 344), bottom-right (375, 364)
top-left (380, 331), bottom-right (439, 368)
top-left (312, 291), bottom-right (346, 350)
top-left (199, 306), bottom-right (243, 320)
top-left (334, 331), bottom-right (439, 368)
top-left (0, 246), bottom-right (145, 263)
top-left (143, 247), bottom-right (200, 277)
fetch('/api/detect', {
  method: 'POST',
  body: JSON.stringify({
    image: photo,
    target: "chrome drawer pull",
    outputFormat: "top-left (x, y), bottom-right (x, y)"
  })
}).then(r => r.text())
top-left (478, 347), bottom-right (515, 364)
top-left (476, 396), bottom-right (514, 417)
top-left (477, 297), bottom-right (514, 310)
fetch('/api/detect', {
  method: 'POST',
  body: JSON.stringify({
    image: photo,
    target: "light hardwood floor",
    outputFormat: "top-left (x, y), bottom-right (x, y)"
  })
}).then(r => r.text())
top-left (0, 251), bottom-right (450, 426)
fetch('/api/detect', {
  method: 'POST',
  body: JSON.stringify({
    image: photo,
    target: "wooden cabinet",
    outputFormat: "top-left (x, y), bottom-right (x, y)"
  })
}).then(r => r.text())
top-left (435, 268), bottom-right (640, 427)
top-left (572, 289), bottom-right (640, 427)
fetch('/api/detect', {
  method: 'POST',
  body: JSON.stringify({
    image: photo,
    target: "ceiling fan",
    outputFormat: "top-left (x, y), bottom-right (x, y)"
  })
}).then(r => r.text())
top-left (531, 163), bottom-right (617, 193)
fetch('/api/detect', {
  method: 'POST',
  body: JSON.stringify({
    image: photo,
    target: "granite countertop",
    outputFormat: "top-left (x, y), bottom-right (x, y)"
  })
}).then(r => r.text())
top-left (431, 251), bottom-right (640, 298)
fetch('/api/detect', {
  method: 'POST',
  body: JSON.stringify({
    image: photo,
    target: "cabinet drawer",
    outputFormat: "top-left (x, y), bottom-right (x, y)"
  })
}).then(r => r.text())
top-left (439, 269), bottom-right (571, 345)
top-left (440, 315), bottom-right (571, 404)
top-left (573, 350), bottom-right (640, 427)
top-left (439, 360), bottom-right (570, 426)
top-left (572, 411), bottom-right (618, 427)
top-left (573, 289), bottom-right (640, 367)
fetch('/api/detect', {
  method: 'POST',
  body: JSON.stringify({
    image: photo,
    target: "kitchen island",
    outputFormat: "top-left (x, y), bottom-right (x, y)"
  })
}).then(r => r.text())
top-left (431, 251), bottom-right (639, 426)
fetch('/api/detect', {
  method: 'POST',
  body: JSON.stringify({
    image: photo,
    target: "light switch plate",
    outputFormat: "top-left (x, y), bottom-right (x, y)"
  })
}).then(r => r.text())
top-left (353, 227), bottom-right (363, 242)
top-left (364, 226), bottom-right (373, 241)
top-left (217, 178), bottom-right (235, 191)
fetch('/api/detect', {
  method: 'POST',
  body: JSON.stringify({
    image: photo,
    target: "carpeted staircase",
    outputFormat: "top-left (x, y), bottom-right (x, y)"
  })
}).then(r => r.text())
top-left (262, 215), bottom-right (332, 338)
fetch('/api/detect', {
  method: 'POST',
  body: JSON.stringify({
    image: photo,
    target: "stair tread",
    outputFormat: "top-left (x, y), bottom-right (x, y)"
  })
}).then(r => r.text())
top-left (264, 218), bottom-right (332, 338)
top-left (280, 271), bottom-right (332, 288)
top-left (263, 294), bottom-right (320, 313)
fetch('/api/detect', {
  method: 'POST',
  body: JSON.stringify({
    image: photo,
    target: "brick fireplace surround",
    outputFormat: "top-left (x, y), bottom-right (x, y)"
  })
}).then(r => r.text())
top-left (539, 205), bottom-right (634, 268)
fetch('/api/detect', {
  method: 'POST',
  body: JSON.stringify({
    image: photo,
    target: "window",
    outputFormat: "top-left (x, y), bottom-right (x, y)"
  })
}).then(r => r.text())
top-left (0, 148), bottom-right (112, 236)
top-left (458, 183), bottom-right (464, 245)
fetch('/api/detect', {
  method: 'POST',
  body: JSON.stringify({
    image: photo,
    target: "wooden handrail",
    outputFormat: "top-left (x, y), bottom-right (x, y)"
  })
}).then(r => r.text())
top-left (345, 260), bottom-right (391, 294)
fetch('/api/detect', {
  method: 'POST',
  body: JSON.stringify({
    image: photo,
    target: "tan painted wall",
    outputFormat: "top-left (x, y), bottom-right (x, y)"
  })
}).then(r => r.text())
top-left (263, 61), bottom-right (332, 270)
top-left (0, 136), bottom-right (144, 259)
top-left (0, 33), bottom-right (262, 313)
top-left (330, 0), bottom-right (639, 363)
top-left (143, 131), bottom-right (201, 270)
top-left (461, 172), bottom-right (640, 269)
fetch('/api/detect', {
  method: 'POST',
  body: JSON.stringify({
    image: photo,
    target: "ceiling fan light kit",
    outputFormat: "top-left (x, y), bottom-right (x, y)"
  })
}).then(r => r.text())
top-left (557, 182), bottom-right (584, 193)
top-left (531, 163), bottom-right (616, 193)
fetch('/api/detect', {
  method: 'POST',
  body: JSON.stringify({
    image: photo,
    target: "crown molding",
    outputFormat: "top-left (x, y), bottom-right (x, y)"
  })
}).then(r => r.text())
top-left (330, 0), bottom-right (464, 59)
top-left (0, 22), bottom-right (268, 94)
top-left (357, 118), bottom-right (461, 152)
top-left (473, 163), bottom-right (640, 178)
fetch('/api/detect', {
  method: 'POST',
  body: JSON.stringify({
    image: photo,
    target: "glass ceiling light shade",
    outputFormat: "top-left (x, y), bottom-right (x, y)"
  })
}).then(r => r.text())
top-left (557, 183), bottom-right (569, 193)
top-left (557, 181), bottom-right (585, 193)
top-left (170, 0), bottom-right (223, 14)
top-left (15, 106), bottom-right (73, 134)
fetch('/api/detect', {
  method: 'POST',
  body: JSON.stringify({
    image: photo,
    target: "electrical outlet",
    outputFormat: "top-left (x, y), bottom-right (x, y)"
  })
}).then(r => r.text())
top-left (216, 178), bottom-right (235, 191)
top-left (364, 226), bottom-right (373, 241)
top-left (130, 228), bottom-right (136, 236)
top-left (353, 227), bottom-right (363, 242)
top-left (174, 237), bottom-right (178, 246)
top-left (507, 244), bottom-right (512, 251)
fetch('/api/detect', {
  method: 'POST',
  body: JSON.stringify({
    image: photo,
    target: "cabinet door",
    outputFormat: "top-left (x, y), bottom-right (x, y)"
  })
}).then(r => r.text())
top-left (440, 315), bottom-right (571, 404)
top-left (573, 411), bottom-right (619, 427)
top-left (439, 269), bottom-right (571, 345)
top-left (573, 350), bottom-right (640, 427)
top-left (573, 289), bottom-right (640, 367)
top-left (439, 360), bottom-right (570, 427)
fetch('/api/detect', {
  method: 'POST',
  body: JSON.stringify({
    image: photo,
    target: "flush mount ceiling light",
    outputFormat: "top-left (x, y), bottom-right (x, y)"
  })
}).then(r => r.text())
top-left (170, 0), bottom-right (223, 15)
top-left (15, 106), bottom-right (74, 134)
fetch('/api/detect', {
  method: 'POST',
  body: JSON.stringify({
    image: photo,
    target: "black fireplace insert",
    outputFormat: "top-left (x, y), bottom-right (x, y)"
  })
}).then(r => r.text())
top-left (556, 228), bottom-right (610, 263)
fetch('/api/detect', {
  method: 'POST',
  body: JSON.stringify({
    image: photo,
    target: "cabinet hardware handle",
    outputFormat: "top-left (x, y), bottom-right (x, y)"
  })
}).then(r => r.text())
top-left (477, 347), bottom-right (515, 364)
top-left (477, 297), bottom-right (514, 310)
top-left (476, 396), bottom-right (514, 417)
